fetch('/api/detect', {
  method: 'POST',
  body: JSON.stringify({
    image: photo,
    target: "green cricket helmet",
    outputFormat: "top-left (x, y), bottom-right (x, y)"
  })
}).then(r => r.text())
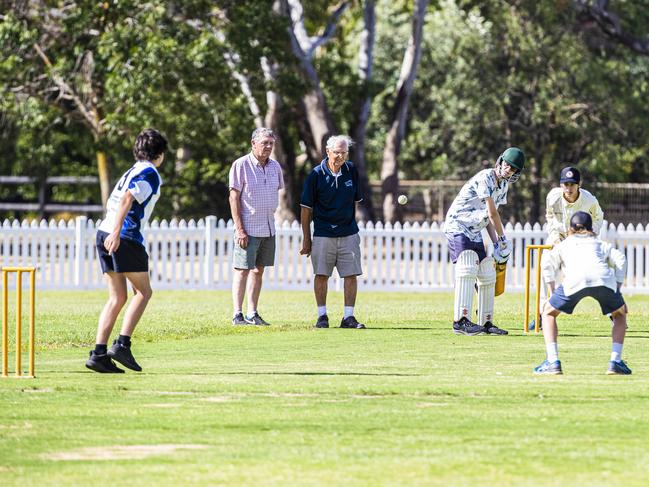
top-left (497, 147), bottom-right (525, 182)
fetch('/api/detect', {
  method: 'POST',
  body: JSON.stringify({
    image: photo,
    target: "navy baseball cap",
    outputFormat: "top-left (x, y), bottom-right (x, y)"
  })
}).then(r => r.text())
top-left (570, 211), bottom-right (592, 231)
top-left (560, 166), bottom-right (580, 184)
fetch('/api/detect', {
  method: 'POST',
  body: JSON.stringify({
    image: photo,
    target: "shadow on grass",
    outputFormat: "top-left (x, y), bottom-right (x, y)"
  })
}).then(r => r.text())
top-left (361, 326), bottom-right (435, 330)
top-left (43, 370), bottom-right (422, 377)
top-left (141, 371), bottom-right (423, 377)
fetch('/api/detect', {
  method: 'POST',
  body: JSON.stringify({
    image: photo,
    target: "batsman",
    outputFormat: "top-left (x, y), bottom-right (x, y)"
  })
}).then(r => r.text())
top-left (443, 147), bottom-right (525, 335)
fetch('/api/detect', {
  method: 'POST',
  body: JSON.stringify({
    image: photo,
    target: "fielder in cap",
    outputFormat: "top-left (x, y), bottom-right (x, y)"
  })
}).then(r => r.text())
top-left (444, 147), bottom-right (525, 336)
top-left (534, 211), bottom-right (631, 375)
top-left (529, 166), bottom-right (604, 330)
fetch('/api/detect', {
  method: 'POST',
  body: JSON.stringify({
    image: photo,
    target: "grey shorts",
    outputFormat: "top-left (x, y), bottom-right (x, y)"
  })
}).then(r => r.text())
top-left (233, 235), bottom-right (276, 269)
top-left (312, 234), bottom-right (362, 277)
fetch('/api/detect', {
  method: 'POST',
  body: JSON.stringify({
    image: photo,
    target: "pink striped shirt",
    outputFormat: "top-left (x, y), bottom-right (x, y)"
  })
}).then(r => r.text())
top-left (229, 153), bottom-right (285, 237)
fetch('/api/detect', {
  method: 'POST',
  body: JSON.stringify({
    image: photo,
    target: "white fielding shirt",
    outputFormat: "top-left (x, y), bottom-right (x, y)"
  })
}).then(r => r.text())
top-left (545, 187), bottom-right (604, 242)
top-left (541, 234), bottom-right (626, 296)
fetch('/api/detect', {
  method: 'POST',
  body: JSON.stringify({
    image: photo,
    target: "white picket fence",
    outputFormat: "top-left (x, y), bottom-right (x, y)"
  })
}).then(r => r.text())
top-left (1, 215), bottom-right (648, 293)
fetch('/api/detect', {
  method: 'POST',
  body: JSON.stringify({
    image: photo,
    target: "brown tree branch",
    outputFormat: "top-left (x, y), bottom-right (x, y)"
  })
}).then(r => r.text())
top-left (32, 42), bottom-right (102, 136)
top-left (573, 0), bottom-right (649, 56)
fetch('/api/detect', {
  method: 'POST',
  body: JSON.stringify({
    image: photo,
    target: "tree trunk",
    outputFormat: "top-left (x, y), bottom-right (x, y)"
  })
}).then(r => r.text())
top-left (283, 0), bottom-right (346, 161)
top-left (263, 58), bottom-right (296, 222)
top-left (350, 0), bottom-right (376, 222)
top-left (380, 0), bottom-right (429, 223)
top-left (294, 54), bottom-right (335, 159)
top-left (96, 150), bottom-right (110, 208)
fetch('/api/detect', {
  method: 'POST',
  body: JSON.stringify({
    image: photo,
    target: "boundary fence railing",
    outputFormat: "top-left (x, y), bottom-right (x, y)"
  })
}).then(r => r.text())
top-left (1, 216), bottom-right (647, 293)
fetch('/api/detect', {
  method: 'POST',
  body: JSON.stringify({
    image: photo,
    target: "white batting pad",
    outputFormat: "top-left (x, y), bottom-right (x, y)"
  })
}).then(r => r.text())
top-left (477, 256), bottom-right (497, 326)
top-left (454, 250), bottom-right (479, 322)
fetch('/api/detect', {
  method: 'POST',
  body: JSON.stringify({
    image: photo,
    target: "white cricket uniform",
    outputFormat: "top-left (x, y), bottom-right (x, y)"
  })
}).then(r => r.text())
top-left (545, 188), bottom-right (604, 243)
top-left (541, 234), bottom-right (626, 296)
top-left (98, 160), bottom-right (162, 245)
top-left (444, 169), bottom-right (508, 242)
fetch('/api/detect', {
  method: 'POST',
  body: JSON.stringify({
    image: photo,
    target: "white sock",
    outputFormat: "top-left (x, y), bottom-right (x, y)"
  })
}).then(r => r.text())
top-left (546, 342), bottom-right (559, 363)
top-left (246, 309), bottom-right (256, 318)
top-left (318, 306), bottom-right (327, 317)
top-left (344, 306), bottom-right (354, 319)
top-left (233, 310), bottom-right (242, 317)
top-left (611, 342), bottom-right (623, 363)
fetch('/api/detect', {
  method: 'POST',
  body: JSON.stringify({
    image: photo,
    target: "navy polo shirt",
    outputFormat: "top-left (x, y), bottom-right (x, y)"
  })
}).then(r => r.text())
top-left (300, 159), bottom-right (363, 237)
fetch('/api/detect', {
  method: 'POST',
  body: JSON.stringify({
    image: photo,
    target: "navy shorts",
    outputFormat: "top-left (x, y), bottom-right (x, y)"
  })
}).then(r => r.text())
top-left (549, 285), bottom-right (625, 315)
top-left (96, 231), bottom-right (149, 273)
top-left (446, 233), bottom-right (487, 264)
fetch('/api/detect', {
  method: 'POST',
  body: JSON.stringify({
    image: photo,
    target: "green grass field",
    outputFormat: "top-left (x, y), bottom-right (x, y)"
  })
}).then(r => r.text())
top-left (1, 289), bottom-right (649, 486)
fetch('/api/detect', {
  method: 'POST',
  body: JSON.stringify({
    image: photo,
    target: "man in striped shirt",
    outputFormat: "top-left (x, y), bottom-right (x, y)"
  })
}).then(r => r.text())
top-left (228, 127), bottom-right (285, 326)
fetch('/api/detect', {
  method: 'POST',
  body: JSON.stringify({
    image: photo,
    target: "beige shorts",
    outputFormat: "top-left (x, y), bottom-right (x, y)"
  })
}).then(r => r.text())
top-left (311, 233), bottom-right (362, 277)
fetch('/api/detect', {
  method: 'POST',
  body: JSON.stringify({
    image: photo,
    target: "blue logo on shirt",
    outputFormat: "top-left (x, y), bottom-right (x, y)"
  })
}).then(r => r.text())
top-left (345, 179), bottom-right (352, 187)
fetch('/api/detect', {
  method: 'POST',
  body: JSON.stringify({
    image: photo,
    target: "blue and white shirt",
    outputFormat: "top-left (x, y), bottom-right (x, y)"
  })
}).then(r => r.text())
top-left (444, 169), bottom-right (508, 242)
top-left (98, 160), bottom-right (162, 245)
top-left (300, 159), bottom-right (362, 238)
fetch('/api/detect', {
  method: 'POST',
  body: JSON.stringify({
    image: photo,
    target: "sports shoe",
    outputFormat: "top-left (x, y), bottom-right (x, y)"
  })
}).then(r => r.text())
top-left (483, 321), bottom-right (508, 335)
top-left (245, 312), bottom-right (270, 326)
top-left (315, 314), bottom-right (329, 328)
top-left (607, 360), bottom-right (632, 375)
top-left (340, 316), bottom-right (366, 329)
top-left (85, 351), bottom-right (125, 374)
top-left (232, 312), bottom-right (247, 325)
top-left (108, 340), bottom-right (142, 372)
top-left (452, 317), bottom-right (485, 336)
top-left (533, 359), bottom-right (563, 375)
top-left (527, 316), bottom-right (543, 331)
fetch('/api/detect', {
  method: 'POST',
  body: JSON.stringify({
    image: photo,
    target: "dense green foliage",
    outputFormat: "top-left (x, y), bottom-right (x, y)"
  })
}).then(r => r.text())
top-left (1, 289), bottom-right (649, 486)
top-left (1, 1), bottom-right (648, 221)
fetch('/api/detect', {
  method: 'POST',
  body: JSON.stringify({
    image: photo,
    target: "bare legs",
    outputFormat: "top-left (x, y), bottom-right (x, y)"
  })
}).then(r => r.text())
top-left (96, 271), bottom-right (153, 344)
top-left (343, 276), bottom-right (357, 307)
top-left (232, 266), bottom-right (266, 314)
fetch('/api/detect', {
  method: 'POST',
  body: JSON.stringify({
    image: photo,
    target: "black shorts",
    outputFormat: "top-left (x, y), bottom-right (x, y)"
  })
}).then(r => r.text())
top-left (96, 231), bottom-right (149, 273)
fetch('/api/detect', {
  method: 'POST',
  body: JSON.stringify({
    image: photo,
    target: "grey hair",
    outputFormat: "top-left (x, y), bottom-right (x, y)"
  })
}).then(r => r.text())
top-left (251, 127), bottom-right (276, 142)
top-left (326, 135), bottom-right (353, 150)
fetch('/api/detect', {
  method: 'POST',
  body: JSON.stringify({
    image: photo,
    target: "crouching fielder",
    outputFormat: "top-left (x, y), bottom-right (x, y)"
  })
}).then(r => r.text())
top-left (443, 147), bottom-right (526, 335)
top-left (534, 211), bottom-right (631, 375)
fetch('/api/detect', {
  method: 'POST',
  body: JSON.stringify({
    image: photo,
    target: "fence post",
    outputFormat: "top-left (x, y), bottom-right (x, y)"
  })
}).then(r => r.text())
top-left (74, 216), bottom-right (88, 287)
top-left (204, 215), bottom-right (217, 287)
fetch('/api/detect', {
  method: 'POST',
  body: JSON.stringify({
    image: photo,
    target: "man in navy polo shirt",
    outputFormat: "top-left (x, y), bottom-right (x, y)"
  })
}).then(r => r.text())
top-left (300, 135), bottom-right (365, 329)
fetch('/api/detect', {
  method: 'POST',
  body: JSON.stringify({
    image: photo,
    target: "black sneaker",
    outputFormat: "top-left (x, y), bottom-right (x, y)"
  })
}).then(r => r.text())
top-left (340, 316), bottom-right (366, 329)
top-left (85, 351), bottom-right (125, 374)
top-left (232, 312), bottom-right (247, 325)
top-left (315, 314), bottom-right (329, 328)
top-left (108, 340), bottom-right (142, 371)
top-left (245, 312), bottom-right (270, 326)
top-left (483, 321), bottom-right (508, 335)
top-left (452, 317), bottom-right (485, 336)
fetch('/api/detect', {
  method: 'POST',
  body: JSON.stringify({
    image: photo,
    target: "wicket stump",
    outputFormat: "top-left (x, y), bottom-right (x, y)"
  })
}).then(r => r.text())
top-left (523, 245), bottom-right (552, 334)
top-left (2, 266), bottom-right (36, 378)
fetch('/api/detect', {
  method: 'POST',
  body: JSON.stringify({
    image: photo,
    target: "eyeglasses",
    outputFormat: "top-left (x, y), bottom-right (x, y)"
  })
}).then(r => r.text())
top-left (330, 150), bottom-right (348, 156)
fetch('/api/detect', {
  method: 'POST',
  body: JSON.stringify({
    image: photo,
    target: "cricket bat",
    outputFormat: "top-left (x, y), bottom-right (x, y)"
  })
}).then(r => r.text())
top-left (495, 262), bottom-right (507, 296)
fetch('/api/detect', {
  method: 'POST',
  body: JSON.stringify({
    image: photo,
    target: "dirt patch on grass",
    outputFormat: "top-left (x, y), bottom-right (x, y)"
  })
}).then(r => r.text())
top-left (201, 395), bottom-right (234, 402)
top-left (44, 444), bottom-right (207, 461)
